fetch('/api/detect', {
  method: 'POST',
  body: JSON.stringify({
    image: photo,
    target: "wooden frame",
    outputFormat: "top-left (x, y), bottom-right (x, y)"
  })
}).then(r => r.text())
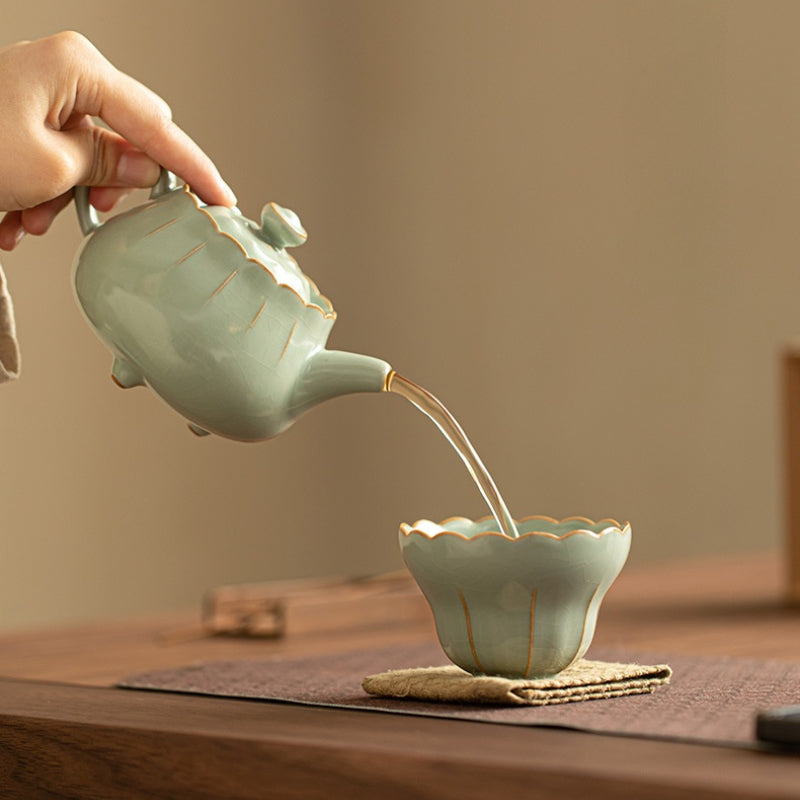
top-left (783, 346), bottom-right (800, 602)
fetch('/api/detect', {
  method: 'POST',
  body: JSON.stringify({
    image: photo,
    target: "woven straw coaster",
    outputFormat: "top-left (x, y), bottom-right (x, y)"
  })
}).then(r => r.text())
top-left (363, 659), bottom-right (672, 706)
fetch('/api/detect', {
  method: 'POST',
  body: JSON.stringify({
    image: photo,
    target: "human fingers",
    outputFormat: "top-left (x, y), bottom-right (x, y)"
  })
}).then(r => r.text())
top-left (101, 77), bottom-right (236, 206)
top-left (0, 35), bottom-right (165, 210)
top-left (19, 192), bottom-right (74, 236)
top-left (57, 123), bottom-right (161, 190)
top-left (0, 184), bottom-right (134, 251)
top-left (100, 80), bottom-right (237, 207)
top-left (57, 33), bottom-right (235, 206)
top-left (0, 212), bottom-right (25, 251)
top-left (88, 187), bottom-right (134, 213)
top-left (0, 192), bottom-right (75, 250)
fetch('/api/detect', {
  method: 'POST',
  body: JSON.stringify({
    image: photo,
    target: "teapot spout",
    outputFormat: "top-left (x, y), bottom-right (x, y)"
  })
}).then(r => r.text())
top-left (290, 349), bottom-right (392, 419)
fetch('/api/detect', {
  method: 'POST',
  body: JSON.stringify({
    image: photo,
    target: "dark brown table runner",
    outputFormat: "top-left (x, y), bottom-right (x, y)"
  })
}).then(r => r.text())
top-left (119, 643), bottom-right (800, 749)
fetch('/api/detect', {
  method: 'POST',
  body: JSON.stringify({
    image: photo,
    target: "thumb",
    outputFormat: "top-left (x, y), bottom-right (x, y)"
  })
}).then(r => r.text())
top-left (62, 124), bottom-right (161, 188)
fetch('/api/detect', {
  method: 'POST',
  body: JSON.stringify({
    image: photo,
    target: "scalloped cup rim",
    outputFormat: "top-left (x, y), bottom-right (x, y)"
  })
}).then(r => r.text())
top-left (399, 514), bottom-right (631, 541)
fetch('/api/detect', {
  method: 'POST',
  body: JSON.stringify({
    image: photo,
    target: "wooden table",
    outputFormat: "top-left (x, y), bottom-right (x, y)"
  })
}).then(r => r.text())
top-left (1, 553), bottom-right (799, 799)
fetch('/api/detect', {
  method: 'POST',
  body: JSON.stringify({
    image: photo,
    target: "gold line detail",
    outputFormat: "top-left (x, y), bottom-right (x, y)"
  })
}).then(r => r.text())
top-left (279, 321), bottom-right (297, 360)
top-left (177, 185), bottom-right (336, 319)
top-left (206, 270), bottom-right (238, 304)
top-left (457, 589), bottom-right (486, 674)
top-left (399, 517), bottom-right (631, 542)
top-left (145, 218), bottom-right (179, 237)
top-left (122, 200), bottom-right (160, 218)
top-left (565, 585), bottom-right (602, 669)
top-left (248, 299), bottom-right (269, 330)
top-left (524, 589), bottom-right (538, 678)
top-left (175, 242), bottom-right (207, 265)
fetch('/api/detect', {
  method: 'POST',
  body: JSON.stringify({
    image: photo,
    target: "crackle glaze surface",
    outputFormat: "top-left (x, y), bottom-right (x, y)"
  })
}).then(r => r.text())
top-left (400, 516), bottom-right (631, 678)
top-left (72, 176), bottom-right (390, 442)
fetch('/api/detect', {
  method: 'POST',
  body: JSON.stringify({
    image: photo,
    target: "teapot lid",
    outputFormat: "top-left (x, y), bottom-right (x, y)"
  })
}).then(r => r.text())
top-left (200, 197), bottom-right (317, 308)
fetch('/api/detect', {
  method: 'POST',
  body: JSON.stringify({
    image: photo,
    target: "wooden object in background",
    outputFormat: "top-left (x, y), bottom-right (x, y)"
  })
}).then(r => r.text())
top-left (784, 345), bottom-right (800, 602)
top-left (201, 570), bottom-right (427, 638)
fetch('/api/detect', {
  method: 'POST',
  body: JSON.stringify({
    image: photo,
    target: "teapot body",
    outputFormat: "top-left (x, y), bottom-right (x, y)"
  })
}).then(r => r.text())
top-left (73, 180), bottom-right (389, 441)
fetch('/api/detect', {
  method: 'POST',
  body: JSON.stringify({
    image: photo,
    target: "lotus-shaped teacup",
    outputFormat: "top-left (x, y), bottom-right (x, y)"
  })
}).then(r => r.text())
top-left (400, 516), bottom-right (631, 679)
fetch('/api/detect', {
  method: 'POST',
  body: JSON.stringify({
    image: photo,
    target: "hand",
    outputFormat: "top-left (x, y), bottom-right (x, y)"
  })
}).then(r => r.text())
top-left (0, 31), bottom-right (236, 250)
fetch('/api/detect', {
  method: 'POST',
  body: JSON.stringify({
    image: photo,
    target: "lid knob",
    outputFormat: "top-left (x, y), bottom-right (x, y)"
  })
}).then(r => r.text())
top-left (259, 203), bottom-right (307, 249)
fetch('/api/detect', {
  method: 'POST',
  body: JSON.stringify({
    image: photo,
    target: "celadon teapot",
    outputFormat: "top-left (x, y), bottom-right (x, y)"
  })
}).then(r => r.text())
top-left (72, 171), bottom-right (391, 442)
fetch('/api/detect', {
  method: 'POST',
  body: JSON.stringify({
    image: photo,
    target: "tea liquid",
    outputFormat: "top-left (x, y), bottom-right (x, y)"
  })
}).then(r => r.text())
top-left (386, 372), bottom-right (519, 538)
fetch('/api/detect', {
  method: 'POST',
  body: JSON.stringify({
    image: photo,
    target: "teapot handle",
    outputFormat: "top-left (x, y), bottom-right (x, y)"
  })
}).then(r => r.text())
top-left (150, 168), bottom-right (179, 198)
top-left (74, 169), bottom-right (180, 237)
top-left (74, 185), bottom-right (100, 237)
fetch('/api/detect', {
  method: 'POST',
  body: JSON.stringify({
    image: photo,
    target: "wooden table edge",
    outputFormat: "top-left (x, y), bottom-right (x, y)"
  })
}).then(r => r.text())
top-left (0, 675), bottom-right (797, 800)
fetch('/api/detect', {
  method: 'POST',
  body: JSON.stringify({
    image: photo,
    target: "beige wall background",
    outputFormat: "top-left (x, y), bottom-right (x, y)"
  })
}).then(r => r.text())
top-left (1, 0), bottom-right (797, 630)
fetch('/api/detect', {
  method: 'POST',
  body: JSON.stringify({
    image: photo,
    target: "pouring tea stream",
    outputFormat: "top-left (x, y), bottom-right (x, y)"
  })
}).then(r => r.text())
top-left (72, 171), bottom-right (519, 537)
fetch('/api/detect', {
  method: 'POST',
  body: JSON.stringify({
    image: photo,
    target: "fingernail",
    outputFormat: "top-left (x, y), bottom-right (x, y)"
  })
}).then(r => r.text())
top-left (117, 150), bottom-right (160, 187)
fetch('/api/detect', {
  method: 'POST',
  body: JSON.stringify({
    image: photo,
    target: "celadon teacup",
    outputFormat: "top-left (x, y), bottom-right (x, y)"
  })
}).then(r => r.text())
top-left (399, 516), bottom-right (631, 679)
